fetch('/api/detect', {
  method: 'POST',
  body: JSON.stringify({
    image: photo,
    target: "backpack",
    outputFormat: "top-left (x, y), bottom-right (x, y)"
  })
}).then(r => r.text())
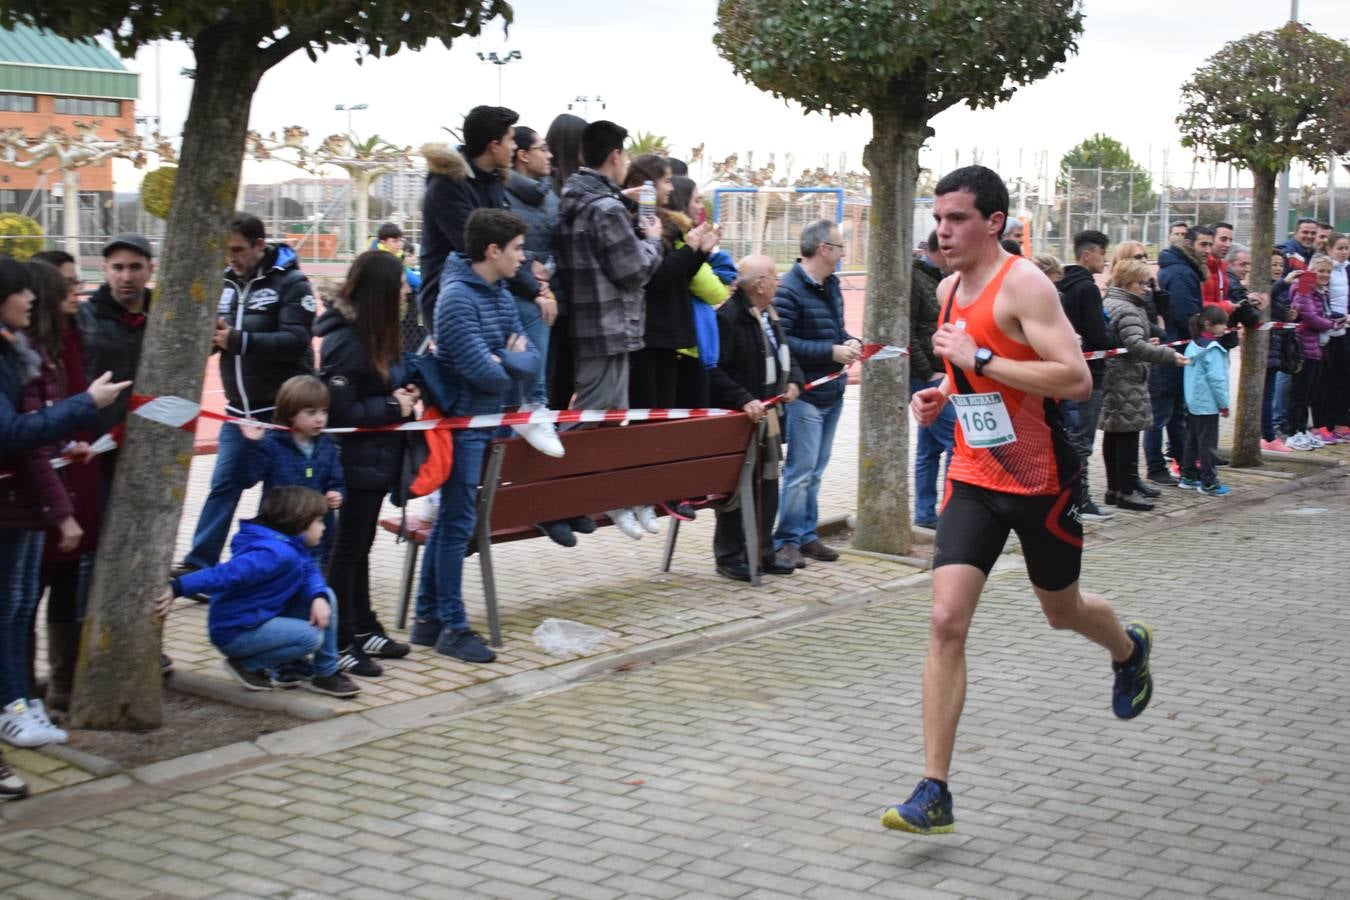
top-left (1279, 328), bottom-right (1304, 375)
top-left (390, 405), bottom-right (453, 508)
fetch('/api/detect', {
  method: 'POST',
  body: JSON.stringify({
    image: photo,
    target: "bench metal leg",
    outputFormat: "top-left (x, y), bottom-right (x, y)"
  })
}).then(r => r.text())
top-left (476, 445), bottom-right (507, 647)
top-left (661, 519), bottom-right (679, 573)
top-left (740, 424), bottom-right (763, 587)
top-left (395, 540), bottom-right (421, 630)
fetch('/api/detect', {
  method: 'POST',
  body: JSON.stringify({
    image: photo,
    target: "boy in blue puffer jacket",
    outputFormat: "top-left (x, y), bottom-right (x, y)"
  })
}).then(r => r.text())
top-left (158, 487), bottom-right (359, 698)
top-left (411, 209), bottom-right (541, 664)
top-left (237, 375), bottom-right (345, 566)
top-left (1180, 306), bottom-right (1231, 496)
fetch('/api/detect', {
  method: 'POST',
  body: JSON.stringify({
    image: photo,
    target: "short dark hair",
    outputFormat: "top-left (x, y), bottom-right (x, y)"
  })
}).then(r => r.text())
top-left (463, 105), bottom-right (518, 158)
top-left (230, 213), bottom-right (266, 245)
top-left (0, 255), bottom-right (31, 303)
top-left (255, 486), bottom-right (328, 537)
top-left (934, 166), bottom-right (1009, 236)
top-left (376, 223), bottom-right (402, 242)
top-left (31, 249), bottom-right (75, 268)
top-left (580, 120), bottom-right (627, 169)
top-left (465, 209), bottom-right (526, 262)
top-left (1073, 230), bottom-right (1108, 258)
top-left (1169, 221), bottom-right (1190, 231)
top-left (1296, 217), bottom-right (1318, 228)
top-left (926, 230), bottom-right (939, 253)
top-left (1212, 221), bottom-right (1234, 232)
top-left (512, 125), bottom-right (540, 156)
top-left (273, 374), bottom-right (330, 428)
top-left (1002, 238), bottom-right (1024, 256)
top-left (1316, 221), bottom-right (1332, 230)
top-left (666, 157), bottom-right (688, 176)
top-left (1187, 224), bottom-right (1215, 242)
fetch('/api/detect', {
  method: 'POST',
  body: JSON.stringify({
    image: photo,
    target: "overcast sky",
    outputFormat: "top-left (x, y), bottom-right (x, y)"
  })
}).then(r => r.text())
top-left (115, 0), bottom-right (1348, 191)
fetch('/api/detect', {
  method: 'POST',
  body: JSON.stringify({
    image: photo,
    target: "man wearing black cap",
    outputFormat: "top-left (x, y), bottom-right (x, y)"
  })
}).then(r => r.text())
top-left (77, 233), bottom-right (155, 445)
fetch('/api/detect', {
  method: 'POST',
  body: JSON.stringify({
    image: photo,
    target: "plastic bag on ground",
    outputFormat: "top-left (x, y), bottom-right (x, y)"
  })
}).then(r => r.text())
top-left (532, 618), bottom-right (610, 657)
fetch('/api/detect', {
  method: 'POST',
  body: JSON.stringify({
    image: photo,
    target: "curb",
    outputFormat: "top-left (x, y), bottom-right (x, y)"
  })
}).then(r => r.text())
top-left (167, 669), bottom-right (338, 721)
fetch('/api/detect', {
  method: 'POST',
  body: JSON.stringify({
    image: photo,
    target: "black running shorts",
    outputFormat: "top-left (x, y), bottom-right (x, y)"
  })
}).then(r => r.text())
top-left (932, 480), bottom-right (1083, 591)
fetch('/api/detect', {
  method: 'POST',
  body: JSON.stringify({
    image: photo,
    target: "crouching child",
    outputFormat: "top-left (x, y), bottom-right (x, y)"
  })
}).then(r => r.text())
top-left (157, 486), bottom-right (360, 698)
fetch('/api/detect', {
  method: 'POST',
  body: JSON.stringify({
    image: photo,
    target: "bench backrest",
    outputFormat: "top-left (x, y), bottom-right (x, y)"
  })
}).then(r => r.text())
top-left (485, 416), bottom-right (755, 530)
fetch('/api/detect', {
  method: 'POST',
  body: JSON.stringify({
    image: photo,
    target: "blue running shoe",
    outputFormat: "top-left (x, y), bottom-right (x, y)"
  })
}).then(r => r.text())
top-left (1112, 622), bottom-right (1153, 719)
top-left (1198, 483), bottom-right (1231, 497)
top-left (881, 778), bottom-right (954, 834)
top-left (1176, 476), bottom-right (1201, 489)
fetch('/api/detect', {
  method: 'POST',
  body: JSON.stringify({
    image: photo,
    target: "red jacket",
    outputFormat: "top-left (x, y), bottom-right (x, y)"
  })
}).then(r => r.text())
top-left (1203, 255), bottom-right (1234, 314)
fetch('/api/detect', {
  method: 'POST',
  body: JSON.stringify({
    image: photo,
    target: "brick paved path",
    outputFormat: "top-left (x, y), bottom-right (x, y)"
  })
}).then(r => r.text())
top-left (2, 467), bottom-right (1346, 898)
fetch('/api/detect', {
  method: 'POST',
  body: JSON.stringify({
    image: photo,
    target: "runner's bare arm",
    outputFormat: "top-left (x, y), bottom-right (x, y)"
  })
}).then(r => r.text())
top-left (932, 264), bottom-right (1091, 400)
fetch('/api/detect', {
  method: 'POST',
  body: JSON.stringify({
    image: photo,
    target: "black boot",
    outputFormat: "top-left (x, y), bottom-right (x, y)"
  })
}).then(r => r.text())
top-left (44, 621), bottom-right (82, 713)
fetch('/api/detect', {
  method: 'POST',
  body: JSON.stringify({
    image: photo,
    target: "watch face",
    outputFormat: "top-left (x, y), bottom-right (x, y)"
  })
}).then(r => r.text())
top-left (976, 348), bottom-right (993, 363)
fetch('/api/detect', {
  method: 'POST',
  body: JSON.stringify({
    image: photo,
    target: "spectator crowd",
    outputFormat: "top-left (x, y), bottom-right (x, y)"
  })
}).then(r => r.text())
top-left (0, 103), bottom-right (1344, 803)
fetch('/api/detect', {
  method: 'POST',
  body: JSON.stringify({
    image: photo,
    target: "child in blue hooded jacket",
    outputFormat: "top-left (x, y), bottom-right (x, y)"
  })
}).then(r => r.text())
top-left (1181, 306), bottom-right (1231, 496)
top-left (158, 487), bottom-right (359, 698)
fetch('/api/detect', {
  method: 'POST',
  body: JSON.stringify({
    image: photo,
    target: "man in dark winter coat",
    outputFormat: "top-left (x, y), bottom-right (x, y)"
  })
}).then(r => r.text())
top-left (771, 219), bottom-right (860, 567)
top-left (416, 105), bottom-right (541, 326)
top-left (1147, 225), bottom-right (1213, 483)
top-left (909, 232), bottom-right (954, 528)
top-left (77, 234), bottom-right (154, 443)
top-left (706, 255), bottom-right (803, 582)
top-left (177, 214), bottom-right (316, 575)
top-left (1057, 230), bottom-right (1113, 520)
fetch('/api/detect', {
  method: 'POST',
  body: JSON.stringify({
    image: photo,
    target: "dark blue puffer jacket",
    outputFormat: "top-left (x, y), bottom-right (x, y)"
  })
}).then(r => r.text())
top-left (1157, 244), bottom-right (1206, 340)
top-left (772, 261), bottom-right (857, 407)
top-left (434, 254), bottom-right (541, 416)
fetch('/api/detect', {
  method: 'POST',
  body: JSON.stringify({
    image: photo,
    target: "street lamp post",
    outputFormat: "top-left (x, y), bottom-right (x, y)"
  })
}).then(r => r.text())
top-left (334, 102), bottom-right (369, 137)
top-left (476, 51), bottom-right (522, 106)
top-left (568, 95), bottom-right (606, 118)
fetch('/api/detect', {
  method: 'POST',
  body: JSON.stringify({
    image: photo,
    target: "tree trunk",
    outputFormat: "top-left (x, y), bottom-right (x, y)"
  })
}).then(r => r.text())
top-left (62, 169), bottom-right (79, 258)
top-left (69, 25), bottom-right (267, 730)
top-left (853, 98), bottom-right (925, 554)
top-left (1230, 168), bottom-right (1276, 468)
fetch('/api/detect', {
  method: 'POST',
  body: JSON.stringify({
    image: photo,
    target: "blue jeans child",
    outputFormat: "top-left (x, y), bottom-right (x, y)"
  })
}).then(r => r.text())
top-left (185, 416), bottom-right (271, 569)
top-left (214, 588), bottom-right (340, 677)
top-left (910, 376), bottom-right (955, 526)
top-left (414, 428), bottom-right (494, 632)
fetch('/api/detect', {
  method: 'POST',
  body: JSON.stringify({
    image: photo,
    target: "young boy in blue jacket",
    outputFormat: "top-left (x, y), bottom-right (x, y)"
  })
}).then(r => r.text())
top-left (411, 208), bottom-right (541, 664)
top-left (158, 487), bottom-right (359, 697)
top-left (238, 374), bottom-right (345, 565)
top-left (1180, 306), bottom-right (1231, 496)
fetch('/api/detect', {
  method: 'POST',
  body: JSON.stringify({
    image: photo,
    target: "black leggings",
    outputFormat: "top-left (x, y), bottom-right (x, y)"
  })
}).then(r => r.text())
top-left (1313, 335), bottom-right (1349, 429)
top-left (1101, 430), bottom-right (1140, 495)
top-left (628, 347), bottom-right (680, 408)
top-left (1289, 358), bottom-right (1323, 434)
top-left (326, 487), bottom-right (386, 648)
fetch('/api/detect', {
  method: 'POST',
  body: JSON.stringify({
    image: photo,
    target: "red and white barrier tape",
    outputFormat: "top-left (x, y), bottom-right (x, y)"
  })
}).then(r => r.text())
top-left (1083, 321), bottom-right (1300, 360)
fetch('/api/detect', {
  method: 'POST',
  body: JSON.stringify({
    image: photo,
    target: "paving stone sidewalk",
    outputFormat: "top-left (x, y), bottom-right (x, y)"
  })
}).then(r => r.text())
top-left (1, 466), bottom-right (1347, 897)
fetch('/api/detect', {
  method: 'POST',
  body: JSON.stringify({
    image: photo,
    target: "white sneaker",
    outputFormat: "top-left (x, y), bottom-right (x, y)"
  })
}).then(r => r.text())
top-left (513, 406), bottom-right (565, 458)
top-left (25, 699), bottom-right (67, 745)
top-left (634, 504), bottom-right (661, 534)
top-left (0, 700), bottom-right (56, 748)
top-left (1293, 431), bottom-right (1320, 449)
top-left (607, 508), bottom-right (644, 540)
top-left (0, 751), bottom-right (27, 802)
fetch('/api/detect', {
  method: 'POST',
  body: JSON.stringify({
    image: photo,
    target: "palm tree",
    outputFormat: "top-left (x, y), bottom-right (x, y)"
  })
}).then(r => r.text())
top-left (626, 131), bottom-right (671, 157)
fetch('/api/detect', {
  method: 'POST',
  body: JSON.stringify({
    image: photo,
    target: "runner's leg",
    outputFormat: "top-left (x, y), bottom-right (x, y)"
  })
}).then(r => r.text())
top-left (1034, 583), bottom-right (1134, 662)
top-left (923, 564), bottom-right (985, 782)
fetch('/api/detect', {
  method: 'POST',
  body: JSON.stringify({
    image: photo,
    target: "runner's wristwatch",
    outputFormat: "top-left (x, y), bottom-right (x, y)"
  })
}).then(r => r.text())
top-left (973, 347), bottom-right (994, 376)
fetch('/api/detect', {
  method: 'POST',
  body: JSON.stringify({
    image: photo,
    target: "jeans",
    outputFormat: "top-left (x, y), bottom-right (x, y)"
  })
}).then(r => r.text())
top-left (414, 428), bottom-right (493, 631)
top-left (0, 531), bottom-right (44, 705)
top-left (513, 297), bottom-right (549, 407)
top-left (910, 376), bottom-right (955, 524)
top-left (1145, 366), bottom-right (1187, 474)
top-left (185, 414), bottom-right (271, 569)
top-left (215, 588), bottom-right (338, 676)
top-left (774, 398), bottom-right (843, 549)
top-left (1067, 384), bottom-right (1104, 490)
top-left (1272, 371), bottom-right (1292, 433)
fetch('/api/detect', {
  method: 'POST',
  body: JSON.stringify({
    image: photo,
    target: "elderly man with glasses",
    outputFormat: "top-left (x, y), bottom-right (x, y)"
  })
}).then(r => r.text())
top-left (770, 219), bottom-right (861, 569)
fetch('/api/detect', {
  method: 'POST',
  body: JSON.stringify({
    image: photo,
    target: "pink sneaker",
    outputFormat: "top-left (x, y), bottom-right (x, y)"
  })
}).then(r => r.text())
top-left (1261, 438), bottom-right (1290, 452)
top-left (1315, 427), bottom-right (1339, 444)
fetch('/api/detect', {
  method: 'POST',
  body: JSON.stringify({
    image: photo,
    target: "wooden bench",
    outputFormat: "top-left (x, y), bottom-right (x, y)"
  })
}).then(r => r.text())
top-left (380, 414), bottom-right (765, 646)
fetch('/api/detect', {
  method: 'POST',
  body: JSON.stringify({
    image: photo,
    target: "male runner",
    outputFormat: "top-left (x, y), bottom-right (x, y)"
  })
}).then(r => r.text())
top-left (882, 166), bottom-right (1153, 836)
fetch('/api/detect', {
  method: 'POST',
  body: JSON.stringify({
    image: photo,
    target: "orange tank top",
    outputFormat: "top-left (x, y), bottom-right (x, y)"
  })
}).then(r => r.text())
top-left (938, 255), bottom-right (1079, 496)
